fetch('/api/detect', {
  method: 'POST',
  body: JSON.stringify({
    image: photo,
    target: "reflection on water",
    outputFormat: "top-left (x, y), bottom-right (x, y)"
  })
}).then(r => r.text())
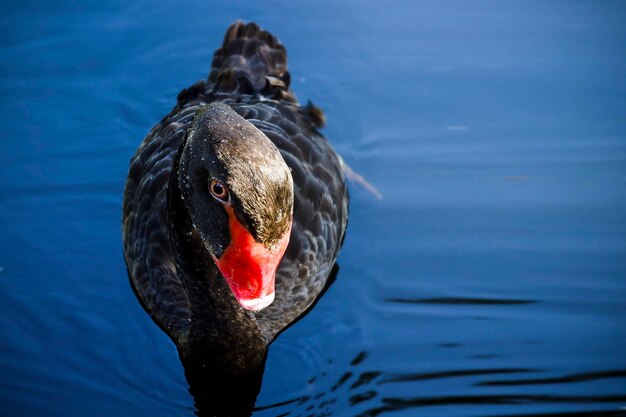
top-left (185, 361), bottom-right (265, 417)
top-left (1, 1), bottom-right (625, 416)
top-left (255, 352), bottom-right (626, 417)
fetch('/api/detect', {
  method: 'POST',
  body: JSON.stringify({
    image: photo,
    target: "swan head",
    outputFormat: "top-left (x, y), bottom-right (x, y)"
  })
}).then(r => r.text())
top-left (178, 103), bottom-right (294, 311)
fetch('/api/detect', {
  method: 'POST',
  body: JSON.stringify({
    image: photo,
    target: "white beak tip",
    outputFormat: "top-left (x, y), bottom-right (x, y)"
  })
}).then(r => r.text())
top-left (238, 292), bottom-right (275, 312)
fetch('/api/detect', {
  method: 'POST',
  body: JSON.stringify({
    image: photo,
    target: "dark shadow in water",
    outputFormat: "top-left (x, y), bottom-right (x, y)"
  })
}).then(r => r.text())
top-left (355, 395), bottom-right (626, 417)
top-left (476, 369), bottom-right (626, 386)
top-left (491, 411), bottom-right (626, 417)
top-left (254, 395), bottom-right (310, 412)
top-left (386, 296), bottom-right (538, 305)
top-left (350, 351), bottom-right (369, 366)
top-left (183, 359), bottom-right (266, 417)
top-left (380, 368), bottom-right (538, 384)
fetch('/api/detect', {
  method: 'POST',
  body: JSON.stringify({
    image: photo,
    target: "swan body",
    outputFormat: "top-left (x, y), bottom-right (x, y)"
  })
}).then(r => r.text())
top-left (122, 21), bottom-right (348, 374)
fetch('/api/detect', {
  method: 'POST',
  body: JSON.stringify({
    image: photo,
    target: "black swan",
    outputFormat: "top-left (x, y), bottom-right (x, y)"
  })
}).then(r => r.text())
top-left (122, 21), bottom-right (349, 378)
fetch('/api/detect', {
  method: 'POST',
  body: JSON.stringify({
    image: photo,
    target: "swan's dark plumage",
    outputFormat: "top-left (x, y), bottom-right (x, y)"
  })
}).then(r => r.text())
top-left (122, 21), bottom-right (348, 374)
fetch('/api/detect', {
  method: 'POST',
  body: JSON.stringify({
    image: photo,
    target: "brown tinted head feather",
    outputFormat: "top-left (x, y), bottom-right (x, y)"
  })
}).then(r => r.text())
top-left (180, 103), bottom-right (294, 250)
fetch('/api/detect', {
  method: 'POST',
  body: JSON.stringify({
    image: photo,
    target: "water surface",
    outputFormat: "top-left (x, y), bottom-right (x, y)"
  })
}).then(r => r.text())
top-left (1, 1), bottom-right (625, 416)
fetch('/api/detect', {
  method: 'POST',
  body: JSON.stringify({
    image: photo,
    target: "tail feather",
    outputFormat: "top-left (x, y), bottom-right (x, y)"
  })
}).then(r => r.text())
top-left (177, 21), bottom-right (326, 129)
top-left (209, 21), bottom-right (293, 100)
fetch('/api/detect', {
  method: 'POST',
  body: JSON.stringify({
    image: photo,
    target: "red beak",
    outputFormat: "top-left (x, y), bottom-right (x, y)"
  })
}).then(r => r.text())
top-left (213, 206), bottom-right (291, 311)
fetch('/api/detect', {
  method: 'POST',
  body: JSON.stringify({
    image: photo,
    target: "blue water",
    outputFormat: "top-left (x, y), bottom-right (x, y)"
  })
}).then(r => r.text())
top-left (1, 1), bottom-right (625, 416)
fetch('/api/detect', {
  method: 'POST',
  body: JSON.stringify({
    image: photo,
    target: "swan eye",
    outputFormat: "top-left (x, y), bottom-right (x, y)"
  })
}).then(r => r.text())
top-left (209, 179), bottom-right (229, 202)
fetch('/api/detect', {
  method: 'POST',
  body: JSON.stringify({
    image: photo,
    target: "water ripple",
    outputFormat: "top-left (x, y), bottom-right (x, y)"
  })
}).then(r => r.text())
top-left (477, 369), bottom-right (626, 386)
top-left (386, 296), bottom-right (538, 305)
top-left (356, 395), bottom-right (626, 417)
top-left (380, 368), bottom-right (538, 384)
